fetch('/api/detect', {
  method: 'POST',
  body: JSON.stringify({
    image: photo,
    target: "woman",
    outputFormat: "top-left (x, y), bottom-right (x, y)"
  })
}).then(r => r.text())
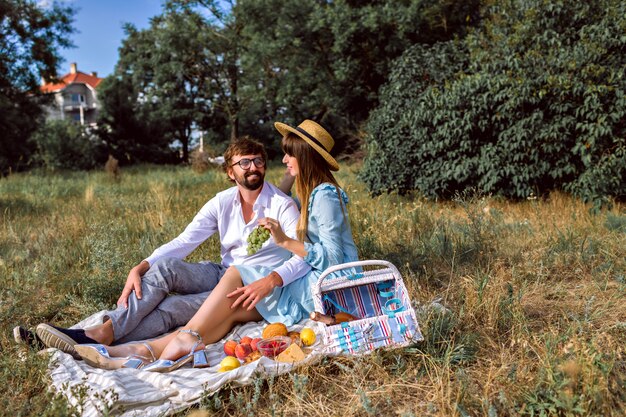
top-left (229, 119), bottom-right (360, 324)
top-left (75, 119), bottom-right (359, 372)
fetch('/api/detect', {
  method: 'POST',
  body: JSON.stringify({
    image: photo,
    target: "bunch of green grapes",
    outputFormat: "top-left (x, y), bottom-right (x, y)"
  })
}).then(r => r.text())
top-left (247, 226), bottom-right (271, 255)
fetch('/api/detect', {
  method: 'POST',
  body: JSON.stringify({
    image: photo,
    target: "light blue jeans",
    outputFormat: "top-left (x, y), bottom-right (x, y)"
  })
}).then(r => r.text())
top-left (104, 257), bottom-right (226, 344)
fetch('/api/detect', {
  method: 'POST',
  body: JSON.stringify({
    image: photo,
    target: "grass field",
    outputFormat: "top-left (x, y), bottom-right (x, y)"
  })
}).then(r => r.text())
top-left (1, 163), bottom-right (625, 416)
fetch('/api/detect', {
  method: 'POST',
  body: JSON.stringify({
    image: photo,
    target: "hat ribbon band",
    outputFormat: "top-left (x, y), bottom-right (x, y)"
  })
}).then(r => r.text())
top-left (296, 126), bottom-right (329, 152)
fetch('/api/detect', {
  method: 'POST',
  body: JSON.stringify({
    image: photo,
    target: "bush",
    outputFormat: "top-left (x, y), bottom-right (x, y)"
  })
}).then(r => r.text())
top-left (32, 120), bottom-right (107, 170)
top-left (361, 0), bottom-right (626, 204)
top-left (0, 93), bottom-right (42, 176)
top-left (360, 40), bottom-right (469, 196)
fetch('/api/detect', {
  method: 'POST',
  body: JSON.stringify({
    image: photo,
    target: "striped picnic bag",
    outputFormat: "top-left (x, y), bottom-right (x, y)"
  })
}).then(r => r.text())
top-left (311, 260), bottom-right (423, 355)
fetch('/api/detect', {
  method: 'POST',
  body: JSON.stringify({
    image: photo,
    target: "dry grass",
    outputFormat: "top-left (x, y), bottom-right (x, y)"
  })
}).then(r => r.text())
top-left (0, 163), bottom-right (624, 416)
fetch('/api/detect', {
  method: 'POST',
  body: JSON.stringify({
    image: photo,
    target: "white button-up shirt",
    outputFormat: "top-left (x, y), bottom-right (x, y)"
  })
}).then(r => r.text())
top-left (145, 181), bottom-right (310, 286)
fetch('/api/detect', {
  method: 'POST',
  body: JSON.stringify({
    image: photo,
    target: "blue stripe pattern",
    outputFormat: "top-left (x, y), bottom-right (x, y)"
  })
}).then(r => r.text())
top-left (321, 278), bottom-right (397, 319)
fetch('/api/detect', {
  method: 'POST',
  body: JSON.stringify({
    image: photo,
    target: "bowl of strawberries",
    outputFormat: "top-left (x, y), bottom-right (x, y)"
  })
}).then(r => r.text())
top-left (256, 336), bottom-right (291, 358)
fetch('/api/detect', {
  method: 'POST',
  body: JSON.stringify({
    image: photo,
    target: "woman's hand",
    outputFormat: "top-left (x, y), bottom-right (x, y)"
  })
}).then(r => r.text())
top-left (258, 217), bottom-right (290, 247)
top-left (227, 272), bottom-right (283, 311)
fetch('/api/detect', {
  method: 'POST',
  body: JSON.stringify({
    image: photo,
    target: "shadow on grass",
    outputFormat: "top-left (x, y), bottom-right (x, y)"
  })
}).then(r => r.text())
top-left (0, 196), bottom-right (48, 218)
top-left (357, 234), bottom-right (429, 274)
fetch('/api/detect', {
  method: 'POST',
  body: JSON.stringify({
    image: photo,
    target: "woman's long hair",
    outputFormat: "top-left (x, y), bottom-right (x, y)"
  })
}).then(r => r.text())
top-left (282, 133), bottom-right (343, 241)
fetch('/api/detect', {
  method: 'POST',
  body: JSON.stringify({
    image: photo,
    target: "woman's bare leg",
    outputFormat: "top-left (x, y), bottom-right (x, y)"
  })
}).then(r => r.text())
top-left (158, 267), bottom-right (262, 361)
top-left (95, 331), bottom-right (177, 360)
top-left (79, 267), bottom-right (261, 362)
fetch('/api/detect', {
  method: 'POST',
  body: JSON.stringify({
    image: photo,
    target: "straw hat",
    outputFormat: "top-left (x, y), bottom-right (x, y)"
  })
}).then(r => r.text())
top-left (274, 119), bottom-right (339, 171)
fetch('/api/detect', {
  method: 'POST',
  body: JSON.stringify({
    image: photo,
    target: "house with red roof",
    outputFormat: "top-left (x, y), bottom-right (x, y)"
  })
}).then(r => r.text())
top-left (40, 62), bottom-right (103, 127)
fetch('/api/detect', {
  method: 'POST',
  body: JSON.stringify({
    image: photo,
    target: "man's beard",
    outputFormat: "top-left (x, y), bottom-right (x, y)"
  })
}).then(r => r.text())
top-left (235, 170), bottom-right (265, 190)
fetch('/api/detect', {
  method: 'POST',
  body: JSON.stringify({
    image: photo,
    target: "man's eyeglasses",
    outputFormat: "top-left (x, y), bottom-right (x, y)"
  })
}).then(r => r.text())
top-left (230, 157), bottom-right (266, 170)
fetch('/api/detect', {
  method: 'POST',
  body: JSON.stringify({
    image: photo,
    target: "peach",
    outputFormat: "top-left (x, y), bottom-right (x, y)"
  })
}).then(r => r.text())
top-left (240, 336), bottom-right (253, 345)
top-left (223, 340), bottom-right (238, 357)
top-left (251, 337), bottom-right (261, 351)
top-left (235, 343), bottom-right (253, 360)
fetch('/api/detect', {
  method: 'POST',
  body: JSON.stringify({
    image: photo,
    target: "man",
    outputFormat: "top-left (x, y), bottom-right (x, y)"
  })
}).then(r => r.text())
top-left (22, 137), bottom-right (309, 357)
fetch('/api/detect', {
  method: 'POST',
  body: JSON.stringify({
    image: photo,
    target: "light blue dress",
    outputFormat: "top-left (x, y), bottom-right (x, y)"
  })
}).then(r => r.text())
top-left (236, 183), bottom-right (359, 326)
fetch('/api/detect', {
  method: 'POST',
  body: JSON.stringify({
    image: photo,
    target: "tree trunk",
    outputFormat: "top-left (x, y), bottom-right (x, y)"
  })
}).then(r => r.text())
top-left (230, 114), bottom-right (239, 142)
top-left (228, 59), bottom-right (239, 142)
top-left (180, 128), bottom-right (190, 163)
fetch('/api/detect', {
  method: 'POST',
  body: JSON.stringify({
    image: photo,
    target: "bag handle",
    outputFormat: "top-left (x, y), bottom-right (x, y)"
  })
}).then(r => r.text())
top-left (315, 259), bottom-right (400, 289)
top-left (312, 260), bottom-right (404, 315)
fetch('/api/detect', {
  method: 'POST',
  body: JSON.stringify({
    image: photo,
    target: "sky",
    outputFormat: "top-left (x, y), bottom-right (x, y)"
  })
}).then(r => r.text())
top-left (58, 0), bottom-right (165, 78)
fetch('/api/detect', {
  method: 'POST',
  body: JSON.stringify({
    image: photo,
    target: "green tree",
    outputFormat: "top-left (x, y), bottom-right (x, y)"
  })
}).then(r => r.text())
top-left (32, 119), bottom-right (106, 170)
top-left (98, 0), bottom-right (482, 161)
top-left (168, 0), bottom-right (249, 142)
top-left (236, 0), bottom-right (334, 131)
top-left (235, 0), bottom-right (481, 153)
top-left (361, 0), bottom-right (626, 205)
top-left (318, 0), bottom-right (480, 124)
top-left (95, 75), bottom-right (175, 164)
top-left (102, 0), bottom-right (266, 161)
top-left (99, 7), bottom-right (230, 163)
top-left (0, 0), bottom-right (74, 174)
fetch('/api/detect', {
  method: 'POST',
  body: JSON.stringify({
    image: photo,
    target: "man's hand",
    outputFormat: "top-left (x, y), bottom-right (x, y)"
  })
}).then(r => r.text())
top-left (117, 261), bottom-right (150, 308)
top-left (227, 271), bottom-right (283, 311)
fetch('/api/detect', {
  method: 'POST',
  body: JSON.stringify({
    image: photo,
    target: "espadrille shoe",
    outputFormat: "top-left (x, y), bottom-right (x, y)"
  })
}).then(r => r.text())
top-left (35, 323), bottom-right (97, 358)
top-left (13, 325), bottom-right (45, 350)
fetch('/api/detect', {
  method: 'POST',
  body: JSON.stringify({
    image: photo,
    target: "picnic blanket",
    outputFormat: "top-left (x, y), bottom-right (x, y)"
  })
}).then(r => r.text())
top-left (45, 259), bottom-right (435, 417)
top-left (45, 311), bottom-right (324, 417)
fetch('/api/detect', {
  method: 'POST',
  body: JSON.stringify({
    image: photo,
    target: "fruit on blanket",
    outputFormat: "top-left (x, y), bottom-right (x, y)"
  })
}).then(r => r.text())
top-left (220, 356), bottom-right (241, 368)
top-left (300, 328), bottom-right (316, 346)
top-left (287, 331), bottom-right (302, 346)
top-left (244, 350), bottom-right (262, 363)
top-left (240, 336), bottom-right (253, 345)
top-left (257, 336), bottom-right (291, 358)
top-left (224, 340), bottom-right (238, 357)
top-left (262, 322), bottom-right (288, 338)
top-left (219, 364), bottom-right (241, 372)
top-left (251, 337), bottom-right (261, 351)
top-left (235, 343), bottom-right (253, 359)
top-left (219, 356), bottom-right (241, 370)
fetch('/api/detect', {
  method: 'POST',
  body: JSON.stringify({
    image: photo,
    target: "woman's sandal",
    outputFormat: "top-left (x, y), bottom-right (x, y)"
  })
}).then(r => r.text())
top-left (142, 329), bottom-right (209, 373)
top-left (74, 342), bottom-right (157, 370)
